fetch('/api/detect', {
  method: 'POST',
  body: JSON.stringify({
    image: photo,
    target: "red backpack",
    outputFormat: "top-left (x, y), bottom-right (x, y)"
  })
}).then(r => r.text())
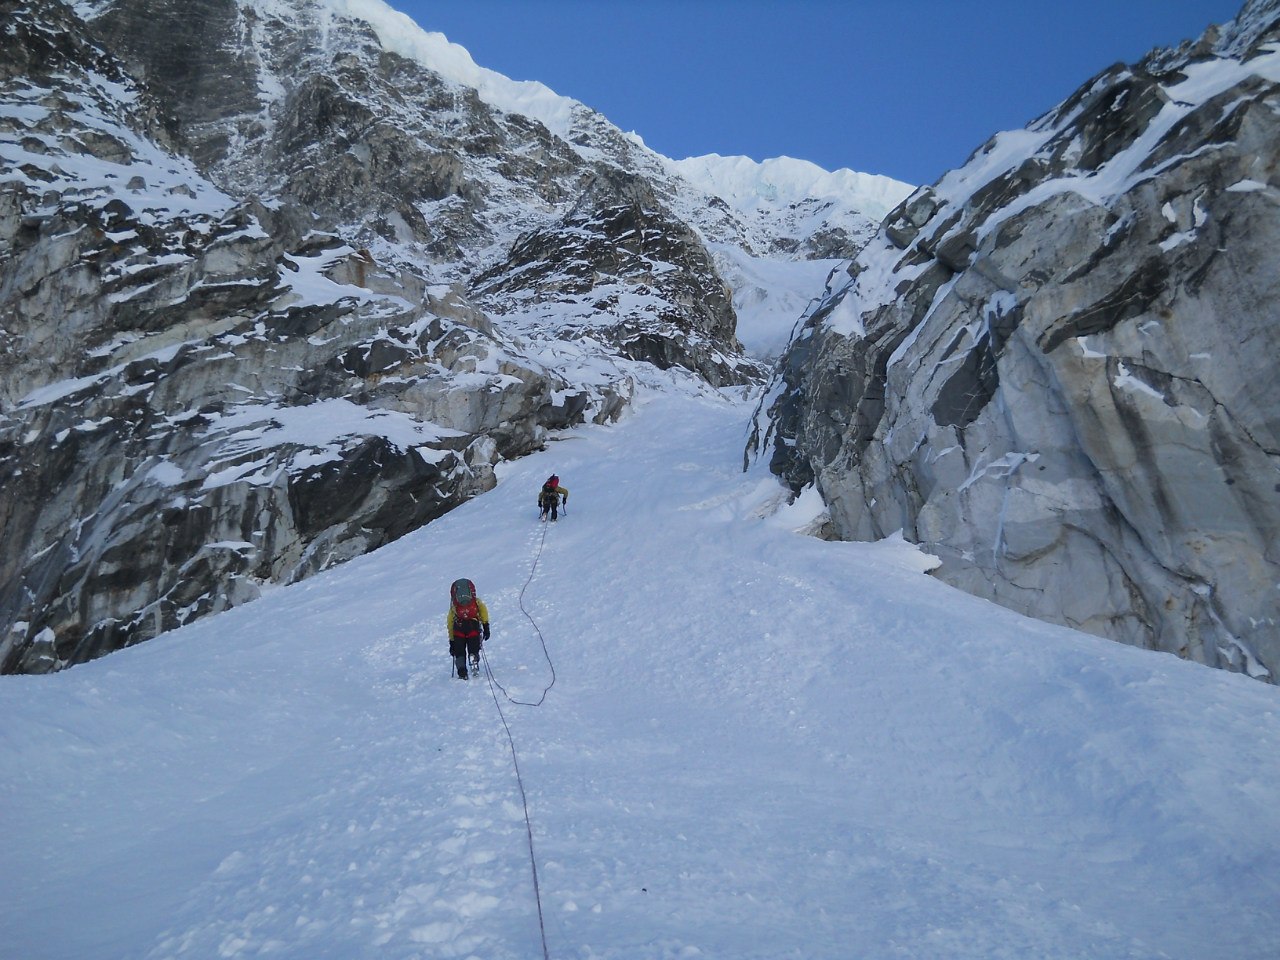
top-left (451, 578), bottom-right (480, 639)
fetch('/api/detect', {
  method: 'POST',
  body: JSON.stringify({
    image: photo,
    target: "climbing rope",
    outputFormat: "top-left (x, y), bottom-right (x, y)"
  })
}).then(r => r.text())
top-left (481, 665), bottom-right (552, 960)
top-left (482, 515), bottom-right (557, 706)
top-left (469, 508), bottom-right (561, 959)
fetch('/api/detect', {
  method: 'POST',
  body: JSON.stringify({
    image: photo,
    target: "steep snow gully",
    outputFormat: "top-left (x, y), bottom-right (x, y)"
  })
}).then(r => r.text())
top-left (3, 377), bottom-right (1279, 960)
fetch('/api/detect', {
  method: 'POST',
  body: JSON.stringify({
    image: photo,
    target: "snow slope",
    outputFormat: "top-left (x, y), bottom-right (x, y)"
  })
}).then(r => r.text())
top-left (658, 156), bottom-right (912, 358)
top-left (3, 373), bottom-right (1279, 960)
top-left (710, 242), bottom-right (844, 358)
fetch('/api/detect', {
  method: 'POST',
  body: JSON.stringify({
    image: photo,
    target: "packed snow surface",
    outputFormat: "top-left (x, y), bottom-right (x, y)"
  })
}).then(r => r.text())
top-left (3, 378), bottom-right (1279, 960)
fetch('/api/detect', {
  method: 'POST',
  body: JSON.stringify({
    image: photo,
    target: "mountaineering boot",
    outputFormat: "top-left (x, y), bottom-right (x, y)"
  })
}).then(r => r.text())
top-left (470, 656), bottom-right (480, 672)
top-left (455, 655), bottom-right (468, 679)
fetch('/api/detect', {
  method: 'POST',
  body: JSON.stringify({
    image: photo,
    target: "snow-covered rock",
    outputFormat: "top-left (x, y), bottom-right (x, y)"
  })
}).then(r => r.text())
top-left (1, 0), bottom-right (891, 671)
top-left (668, 153), bottom-right (911, 258)
top-left (753, 0), bottom-right (1280, 681)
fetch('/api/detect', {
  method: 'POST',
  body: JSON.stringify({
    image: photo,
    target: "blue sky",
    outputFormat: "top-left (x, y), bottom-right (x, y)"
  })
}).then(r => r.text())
top-left (389, 0), bottom-right (1246, 186)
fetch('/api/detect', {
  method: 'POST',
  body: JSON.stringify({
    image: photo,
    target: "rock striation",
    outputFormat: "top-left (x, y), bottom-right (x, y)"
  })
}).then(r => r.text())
top-left (753, 0), bottom-right (1280, 681)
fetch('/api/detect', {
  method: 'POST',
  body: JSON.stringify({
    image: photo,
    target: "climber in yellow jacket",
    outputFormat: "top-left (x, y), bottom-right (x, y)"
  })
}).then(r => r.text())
top-left (446, 578), bottom-right (490, 680)
top-left (537, 473), bottom-right (569, 522)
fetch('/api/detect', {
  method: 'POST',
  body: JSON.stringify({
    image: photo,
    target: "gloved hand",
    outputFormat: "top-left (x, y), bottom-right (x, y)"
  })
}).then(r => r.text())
top-left (483, 622), bottom-right (491, 641)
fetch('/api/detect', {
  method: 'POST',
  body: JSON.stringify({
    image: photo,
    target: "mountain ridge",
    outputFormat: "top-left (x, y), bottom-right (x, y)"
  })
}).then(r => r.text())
top-left (1, 0), bottom-right (898, 671)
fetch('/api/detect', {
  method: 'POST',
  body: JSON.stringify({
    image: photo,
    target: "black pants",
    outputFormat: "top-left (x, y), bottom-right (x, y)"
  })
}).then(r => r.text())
top-left (539, 496), bottom-right (559, 521)
top-left (450, 636), bottom-right (481, 677)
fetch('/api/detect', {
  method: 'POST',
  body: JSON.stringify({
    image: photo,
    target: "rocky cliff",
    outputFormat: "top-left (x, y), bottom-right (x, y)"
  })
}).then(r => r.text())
top-left (753, 0), bottom-right (1280, 680)
top-left (0, 0), bottom-right (895, 672)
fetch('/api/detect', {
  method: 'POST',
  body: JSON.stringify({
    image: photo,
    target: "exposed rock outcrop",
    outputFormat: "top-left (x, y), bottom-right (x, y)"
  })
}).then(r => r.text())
top-left (0, 0), bottom-right (764, 672)
top-left (754, 0), bottom-right (1280, 680)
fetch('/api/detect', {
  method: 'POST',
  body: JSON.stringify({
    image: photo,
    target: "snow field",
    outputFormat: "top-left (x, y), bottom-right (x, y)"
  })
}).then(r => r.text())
top-left (2, 378), bottom-right (1279, 959)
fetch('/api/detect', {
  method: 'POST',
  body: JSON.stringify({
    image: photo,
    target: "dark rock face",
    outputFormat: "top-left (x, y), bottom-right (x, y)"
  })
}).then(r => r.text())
top-left (89, 0), bottom-right (593, 278)
top-left (0, 0), bottom-right (755, 672)
top-left (88, 0), bottom-right (261, 166)
top-left (755, 0), bottom-right (1280, 681)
